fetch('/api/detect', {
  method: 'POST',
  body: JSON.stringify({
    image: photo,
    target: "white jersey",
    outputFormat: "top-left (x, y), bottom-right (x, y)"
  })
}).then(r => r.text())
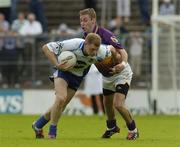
top-left (46, 38), bottom-right (112, 76)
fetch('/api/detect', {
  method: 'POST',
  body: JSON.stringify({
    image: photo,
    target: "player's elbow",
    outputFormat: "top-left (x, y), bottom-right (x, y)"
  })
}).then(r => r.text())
top-left (125, 50), bottom-right (128, 60)
top-left (120, 48), bottom-right (128, 61)
top-left (42, 44), bottom-right (48, 53)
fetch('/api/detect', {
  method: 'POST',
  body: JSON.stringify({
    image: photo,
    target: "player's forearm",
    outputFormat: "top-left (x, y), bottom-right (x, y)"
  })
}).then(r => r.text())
top-left (109, 45), bottom-right (116, 57)
top-left (42, 45), bottom-right (59, 67)
top-left (117, 48), bottom-right (128, 63)
top-left (110, 48), bottom-right (128, 74)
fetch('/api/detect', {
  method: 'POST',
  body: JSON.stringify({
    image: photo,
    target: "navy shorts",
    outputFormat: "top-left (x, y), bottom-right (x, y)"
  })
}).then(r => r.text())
top-left (54, 70), bottom-right (84, 91)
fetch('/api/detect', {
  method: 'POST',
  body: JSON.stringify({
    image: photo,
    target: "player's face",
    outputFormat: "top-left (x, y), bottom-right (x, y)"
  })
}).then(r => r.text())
top-left (80, 14), bottom-right (95, 33)
top-left (84, 44), bottom-right (99, 57)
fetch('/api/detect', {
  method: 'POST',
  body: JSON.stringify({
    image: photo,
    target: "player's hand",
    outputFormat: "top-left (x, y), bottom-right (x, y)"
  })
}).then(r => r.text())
top-left (109, 63), bottom-right (125, 75)
top-left (56, 61), bottom-right (69, 71)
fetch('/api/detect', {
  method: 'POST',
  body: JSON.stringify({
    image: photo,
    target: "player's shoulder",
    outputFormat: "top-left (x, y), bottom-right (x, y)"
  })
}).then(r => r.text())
top-left (60, 38), bottom-right (84, 47)
top-left (98, 27), bottom-right (116, 43)
top-left (65, 38), bottom-right (84, 43)
top-left (98, 27), bottom-right (114, 36)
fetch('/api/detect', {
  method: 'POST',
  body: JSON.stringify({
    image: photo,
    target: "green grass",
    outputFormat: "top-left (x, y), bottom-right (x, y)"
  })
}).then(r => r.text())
top-left (0, 115), bottom-right (180, 147)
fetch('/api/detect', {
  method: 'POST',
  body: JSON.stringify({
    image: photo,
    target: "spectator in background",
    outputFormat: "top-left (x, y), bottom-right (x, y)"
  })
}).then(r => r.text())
top-left (0, 34), bottom-right (4, 84)
top-left (19, 13), bottom-right (42, 78)
top-left (129, 31), bottom-right (144, 77)
top-left (138, 0), bottom-right (150, 26)
top-left (0, 13), bottom-right (9, 85)
top-left (11, 12), bottom-right (27, 80)
top-left (0, 13), bottom-right (9, 34)
top-left (0, 0), bottom-right (11, 22)
top-left (19, 13), bottom-right (42, 36)
top-left (57, 23), bottom-right (77, 37)
top-left (109, 18), bottom-right (129, 35)
top-left (1, 31), bottom-right (19, 88)
top-left (11, 12), bottom-right (27, 33)
top-left (116, 0), bottom-right (131, 23)
top-left (51, 23), bottom-right (78, 42)
top-left (26, 0), bottom-right (48, 32)
top-left (84, 0), bottom-right (97, 10)
top-left (84, 64), bottom-right (104, 115)
top-left (20, 12), bottom-right (43, 37)
top-left (159, 0), bottom-right (175, 15)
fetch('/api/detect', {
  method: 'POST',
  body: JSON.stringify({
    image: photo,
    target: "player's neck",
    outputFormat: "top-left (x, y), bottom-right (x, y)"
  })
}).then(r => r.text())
top-left (92, 24), bottom-right (98, 33)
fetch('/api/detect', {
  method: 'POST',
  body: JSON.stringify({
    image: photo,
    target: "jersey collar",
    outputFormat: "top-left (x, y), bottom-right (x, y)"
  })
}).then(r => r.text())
top-left (79, 41), bottom-right (88, 56)
top-left (92, 24), bottom-right (98, 34)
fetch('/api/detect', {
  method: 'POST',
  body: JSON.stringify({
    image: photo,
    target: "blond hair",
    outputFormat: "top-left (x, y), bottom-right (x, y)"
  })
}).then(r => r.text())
top-left (79, 8), bottom-right (96, 20)
top-left (85, 33), bottom-right (101, 47)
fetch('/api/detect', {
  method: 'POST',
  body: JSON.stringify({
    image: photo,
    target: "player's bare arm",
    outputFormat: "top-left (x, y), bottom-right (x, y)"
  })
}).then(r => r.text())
top-left (42, 45), bottom-right (68, 70)
top-left (117, 48), bottom-right (128, 63)
top-left (110, 48), bottom-right (128, 74)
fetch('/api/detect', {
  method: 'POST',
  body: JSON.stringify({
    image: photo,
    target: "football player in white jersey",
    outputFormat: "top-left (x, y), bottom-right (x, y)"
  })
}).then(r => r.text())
top-left (32, 33), bottom-right (117, 139)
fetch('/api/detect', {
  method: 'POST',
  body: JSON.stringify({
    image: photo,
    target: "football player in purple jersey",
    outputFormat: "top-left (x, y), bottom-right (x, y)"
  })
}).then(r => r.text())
top-left (79, 8), bottom-right (139, 140)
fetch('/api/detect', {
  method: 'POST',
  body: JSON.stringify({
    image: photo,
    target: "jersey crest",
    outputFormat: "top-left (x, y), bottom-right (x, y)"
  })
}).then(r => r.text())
top-left (110, 36), bottom-right (118, 43)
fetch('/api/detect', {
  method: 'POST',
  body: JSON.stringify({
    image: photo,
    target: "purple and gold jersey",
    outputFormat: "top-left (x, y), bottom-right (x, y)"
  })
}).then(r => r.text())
top-left (84, 25), bottom-right (124, 77)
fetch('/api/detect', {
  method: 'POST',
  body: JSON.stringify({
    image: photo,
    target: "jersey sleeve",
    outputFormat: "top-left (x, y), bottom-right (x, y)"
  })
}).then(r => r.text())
top-left (46, 38), bottom-right (84, 56)
top-left (46, 42), bottom-right (60, 54)
top-left (95, 45), bottom-right (116, 77)
top-left (101, 28), bottom-right (124, 49)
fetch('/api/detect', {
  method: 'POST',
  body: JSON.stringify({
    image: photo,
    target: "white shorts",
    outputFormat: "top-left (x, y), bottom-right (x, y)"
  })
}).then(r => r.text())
top-left (103, 63), bottom-right (133, 92)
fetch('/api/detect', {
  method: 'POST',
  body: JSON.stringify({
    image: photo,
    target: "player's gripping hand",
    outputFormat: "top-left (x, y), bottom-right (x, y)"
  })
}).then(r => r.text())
top-left (109, 61), bottom-right (127, 75)
top-left (56, 61), bottom-right (69, 71)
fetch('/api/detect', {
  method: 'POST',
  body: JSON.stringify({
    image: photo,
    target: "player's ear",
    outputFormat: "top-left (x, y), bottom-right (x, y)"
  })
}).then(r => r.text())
top-left (92, 18), bottom-right (96, 24)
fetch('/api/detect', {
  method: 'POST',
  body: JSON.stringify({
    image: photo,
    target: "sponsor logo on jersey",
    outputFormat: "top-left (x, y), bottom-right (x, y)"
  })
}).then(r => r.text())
top-left (111, 36), bottom-right (118, 43)
top-left (56, 41), bottom-right (64, 49)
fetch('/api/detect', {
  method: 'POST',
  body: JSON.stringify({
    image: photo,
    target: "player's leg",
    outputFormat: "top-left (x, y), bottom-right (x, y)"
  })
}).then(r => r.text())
top-left (32, 77), bottom-right (67, 139)
top-left (103, 93), bottom-right (115, 120)
top-left (62, 88), bottom-right (77, 112)
top-left (32, 85), bottom-right (76, 139)
top-left (114, 84), bottom-right (139, 140)
top-left (95, 95), bottom-right (104, 115)
top-left (101, 90), bottom-right (120, 138)
top-left (34, 85), bottom-right (76, 125)
top-left (91, 95), bottom-right (98, 114)
top-left (32, 107), bottom-right (51, 139)
top-left (48, 77), bottom-right (76, 138)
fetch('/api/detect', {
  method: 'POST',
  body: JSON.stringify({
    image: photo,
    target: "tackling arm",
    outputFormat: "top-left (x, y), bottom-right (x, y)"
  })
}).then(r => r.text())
top-left (109, 47), bottom-right (129, 74)
top-left (117, 48), bottom-right (128, 63)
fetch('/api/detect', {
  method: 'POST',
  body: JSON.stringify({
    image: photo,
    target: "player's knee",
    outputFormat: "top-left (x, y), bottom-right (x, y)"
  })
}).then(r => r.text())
top-left (114, 103), bottom-right (124, 112)
top-left (55, 95), bottom-right (67, 106)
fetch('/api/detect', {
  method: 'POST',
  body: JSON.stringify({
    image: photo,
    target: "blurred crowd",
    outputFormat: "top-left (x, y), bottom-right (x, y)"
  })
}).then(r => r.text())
top-left (0, 0), bottom-right (178, 89)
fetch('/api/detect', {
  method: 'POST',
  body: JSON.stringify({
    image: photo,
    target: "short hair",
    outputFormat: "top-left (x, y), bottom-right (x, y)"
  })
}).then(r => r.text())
top-left (79, 8), bottom-right (96, 20)
top-left (85, 33), bottom-right (101, 47)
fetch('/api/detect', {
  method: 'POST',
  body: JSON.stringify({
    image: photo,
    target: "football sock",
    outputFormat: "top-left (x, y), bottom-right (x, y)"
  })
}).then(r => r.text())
top-left (49, 124), bottom-right (57, 136)
top-left (127, 120), bottom-right (136, 131)
top-left (106, 119), bottom-right (117, 129)
top-left (35, 116), bottom-right (49, 129)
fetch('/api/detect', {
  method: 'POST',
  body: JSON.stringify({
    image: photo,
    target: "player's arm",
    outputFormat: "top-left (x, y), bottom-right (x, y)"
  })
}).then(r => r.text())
top-left (42, 43), bottom-right (67, 70)
top-left (110, 48), bottom-right (128, 74)
top-left (104, 33), bottom-right (128, 66)
top-left (116, 48), bottom-right (128, 63)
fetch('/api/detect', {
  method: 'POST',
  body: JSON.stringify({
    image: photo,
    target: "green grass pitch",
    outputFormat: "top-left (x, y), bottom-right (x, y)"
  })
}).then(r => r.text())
top-left (0, 115), bottom-right (180, 147)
